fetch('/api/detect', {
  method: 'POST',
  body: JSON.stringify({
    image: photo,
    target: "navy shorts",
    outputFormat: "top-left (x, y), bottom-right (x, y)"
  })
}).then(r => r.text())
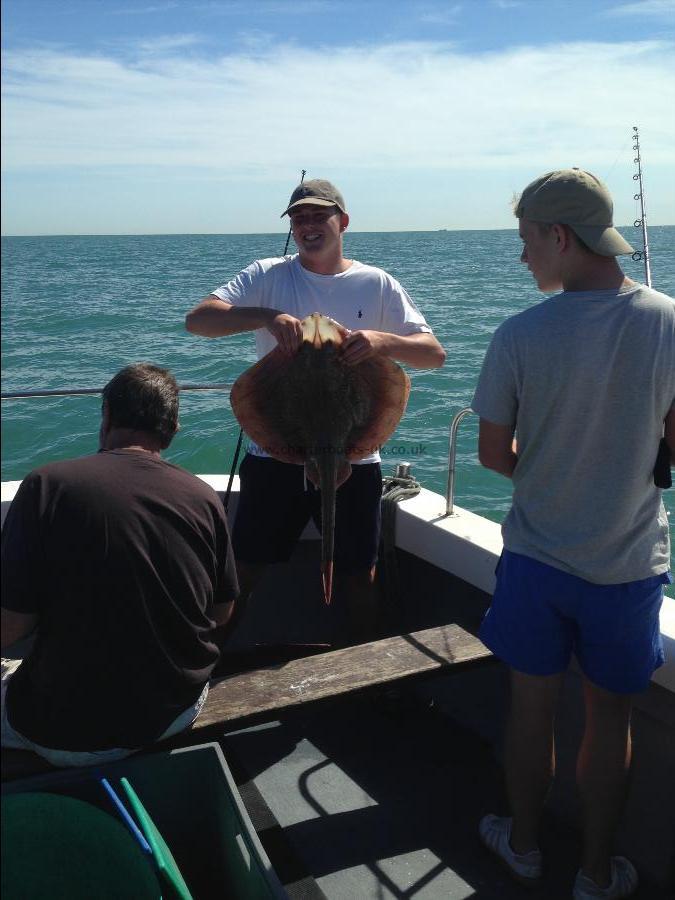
top-left (233, 454), bottom-right (382, 573)
top-left (479, 549), bottom-right (669, 694)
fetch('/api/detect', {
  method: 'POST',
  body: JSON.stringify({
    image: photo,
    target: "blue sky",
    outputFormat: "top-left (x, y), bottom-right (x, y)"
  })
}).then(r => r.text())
top-left (2, 0), bottom-right (674, 234)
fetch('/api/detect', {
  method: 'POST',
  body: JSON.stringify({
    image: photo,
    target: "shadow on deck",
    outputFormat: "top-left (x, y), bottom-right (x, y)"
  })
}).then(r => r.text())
top-left (208, 540), bottom-right (673, 898)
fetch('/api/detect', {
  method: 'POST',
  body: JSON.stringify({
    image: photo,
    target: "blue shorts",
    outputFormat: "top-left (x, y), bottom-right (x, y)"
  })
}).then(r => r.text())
top-left (233, 454), bottom-right (382, 573)
top-left (479, 550), bottom-right (669, 694)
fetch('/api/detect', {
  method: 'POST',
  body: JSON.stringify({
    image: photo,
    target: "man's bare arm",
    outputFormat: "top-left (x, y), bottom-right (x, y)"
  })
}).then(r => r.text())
top-left (341, 330), bottom-right (446, 368)
top-left (185, 295), bottom-right (304, 352)
top-left (478, 418), bottom-right (518, 478)
top-left (1, 608), bottom-right (38, 650)
top-left (185, 295), bottom-right (278, 336)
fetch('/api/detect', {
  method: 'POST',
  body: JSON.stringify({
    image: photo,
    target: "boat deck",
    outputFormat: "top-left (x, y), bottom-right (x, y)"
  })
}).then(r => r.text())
top-left (224, 680), bottom-right (568, 899)
top-left (219, 673), bottom-right (669, 899)
top-left (4, 672), bottom-right (670, 899)
top-left (2, 530), bottom-right (673, 897)
top-left (207, 541), bottom-right (674, 898)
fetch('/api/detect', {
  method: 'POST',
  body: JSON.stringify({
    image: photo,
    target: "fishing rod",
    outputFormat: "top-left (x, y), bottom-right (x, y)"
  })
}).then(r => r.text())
top-left (630, 127), bottom-right (671, 489)
top-left (0, 384), bottom-right (233, 401)
top-left (223, 168), bottom-right (307, 511)
top-left (630, 125), bottom-right (652, 288)
top-left (283, 169), bottom-right (306, 255)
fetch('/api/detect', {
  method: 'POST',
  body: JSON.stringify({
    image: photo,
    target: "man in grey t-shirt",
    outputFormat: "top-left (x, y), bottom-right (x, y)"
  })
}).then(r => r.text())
top-left (472, 169), bottom-right (674, 899)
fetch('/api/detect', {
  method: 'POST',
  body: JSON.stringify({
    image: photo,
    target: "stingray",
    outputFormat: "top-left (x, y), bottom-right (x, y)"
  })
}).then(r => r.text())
top-left (230, 313), bottom-right (411, 604)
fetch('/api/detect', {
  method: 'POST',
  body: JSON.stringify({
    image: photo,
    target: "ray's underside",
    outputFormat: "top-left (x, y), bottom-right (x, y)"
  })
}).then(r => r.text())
top-left (230, 314), bottom-right (411, 602)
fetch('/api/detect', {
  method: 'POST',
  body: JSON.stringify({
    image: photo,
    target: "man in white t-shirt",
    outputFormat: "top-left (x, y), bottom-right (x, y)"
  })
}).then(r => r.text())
top-left (472, 168), bottom-right (674, 900)
top-left (185, 179), bottom-right (445, 641)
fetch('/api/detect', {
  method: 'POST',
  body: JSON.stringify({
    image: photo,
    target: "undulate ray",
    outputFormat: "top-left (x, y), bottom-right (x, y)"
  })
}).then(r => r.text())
top-left (230, 313), bottom-right (411, 603)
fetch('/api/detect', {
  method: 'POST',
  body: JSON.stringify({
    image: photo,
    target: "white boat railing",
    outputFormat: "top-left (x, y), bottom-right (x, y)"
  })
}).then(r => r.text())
top-left (3, 389), bottom-right (479, 518)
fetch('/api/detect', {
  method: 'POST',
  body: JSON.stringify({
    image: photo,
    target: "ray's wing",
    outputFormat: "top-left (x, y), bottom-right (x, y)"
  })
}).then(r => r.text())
top-left (230, 348), bottom-right (308, 465)
top-left (344, 357), bottom-right (411, 461)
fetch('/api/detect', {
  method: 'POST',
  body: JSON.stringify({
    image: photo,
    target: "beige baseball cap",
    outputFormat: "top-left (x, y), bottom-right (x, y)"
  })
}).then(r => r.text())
top-left (281, 179), bottom-right (347, 217)
top-left (516, 168), bottom-right (633, 256)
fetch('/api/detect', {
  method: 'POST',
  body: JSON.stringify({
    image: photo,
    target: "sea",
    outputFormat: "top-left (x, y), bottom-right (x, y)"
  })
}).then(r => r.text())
top-left (2, 227), bottom-right (674, 592)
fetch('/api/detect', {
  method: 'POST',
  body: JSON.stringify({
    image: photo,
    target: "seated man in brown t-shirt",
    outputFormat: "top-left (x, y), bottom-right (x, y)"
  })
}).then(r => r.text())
top-left (1, 363), bottom-right (239, 766)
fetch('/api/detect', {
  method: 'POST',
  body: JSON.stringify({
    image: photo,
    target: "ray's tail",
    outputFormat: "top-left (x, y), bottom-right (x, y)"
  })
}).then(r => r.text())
top-left (308, 451), bottom-right (351, 605)
top-left (315, 451), bottom-right (337, 604)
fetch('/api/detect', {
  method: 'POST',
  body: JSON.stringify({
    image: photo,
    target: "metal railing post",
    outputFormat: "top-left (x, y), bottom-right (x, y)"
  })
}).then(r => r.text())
top-left (444, 406), bottom-right (475, 517)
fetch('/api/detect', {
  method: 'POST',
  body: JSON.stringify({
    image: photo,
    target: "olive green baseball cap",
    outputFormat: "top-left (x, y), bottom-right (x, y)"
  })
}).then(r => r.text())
top-left (281, 179), bottom-right (347, 217)
top-left (516, 168), bottom-right (633, 256)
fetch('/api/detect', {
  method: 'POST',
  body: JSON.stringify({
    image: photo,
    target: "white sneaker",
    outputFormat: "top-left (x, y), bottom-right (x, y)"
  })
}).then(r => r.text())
top-left (573, 857), bottom-right (638, 899)
top-left (478, 814), bottom-right (542, 884)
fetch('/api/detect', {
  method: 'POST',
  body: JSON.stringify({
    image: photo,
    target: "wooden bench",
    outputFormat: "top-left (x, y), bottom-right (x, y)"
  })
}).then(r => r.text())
top-left (1, 624), bottom-right (491, 782)
top-left (190, 623), bottom-right (491, 733)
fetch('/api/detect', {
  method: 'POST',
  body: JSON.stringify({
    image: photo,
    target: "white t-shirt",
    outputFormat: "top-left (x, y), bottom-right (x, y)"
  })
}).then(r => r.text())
top-left (212, 254), bottom-right (432, 463)
top-left (472, 283), bottom-right (675, 584)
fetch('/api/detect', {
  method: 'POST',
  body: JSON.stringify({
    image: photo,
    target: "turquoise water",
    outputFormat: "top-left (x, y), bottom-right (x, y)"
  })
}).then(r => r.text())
top-left (2, 227), bottom-right (673, 589)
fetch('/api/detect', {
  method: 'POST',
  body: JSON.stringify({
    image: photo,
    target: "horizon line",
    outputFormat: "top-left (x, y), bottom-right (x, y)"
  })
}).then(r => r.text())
top-left (2, 224), bottom-right (673, 239)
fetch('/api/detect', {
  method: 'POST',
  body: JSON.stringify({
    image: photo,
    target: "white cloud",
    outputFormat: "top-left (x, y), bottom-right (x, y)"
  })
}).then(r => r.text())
top-left (105, 0), bottom-right (332, 18)
top-left (2, 38), bottom-right (673, 177)
top-left (605, 0), bottom-right (675, 15)
top-left (133, 34), bottom-right (204, 54)
top-left (420, 4), bottom-right (463, 24)
top-left (108, 2), bottom-right (183, 14)
top-left (192, 0), bottom-right (333, 14)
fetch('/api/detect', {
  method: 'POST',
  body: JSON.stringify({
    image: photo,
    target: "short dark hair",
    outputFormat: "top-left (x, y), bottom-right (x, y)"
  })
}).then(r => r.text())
top-left (102, 363), bottom-right (179, 446)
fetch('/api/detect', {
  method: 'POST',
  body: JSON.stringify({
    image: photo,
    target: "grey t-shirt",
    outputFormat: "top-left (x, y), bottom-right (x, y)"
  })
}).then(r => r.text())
top-left (472, 283), bottom-right (674, 584)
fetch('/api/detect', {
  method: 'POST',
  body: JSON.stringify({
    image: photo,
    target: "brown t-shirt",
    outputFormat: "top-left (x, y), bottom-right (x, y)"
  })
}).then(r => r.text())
top-left (2, 449), bottom-right (238, 750)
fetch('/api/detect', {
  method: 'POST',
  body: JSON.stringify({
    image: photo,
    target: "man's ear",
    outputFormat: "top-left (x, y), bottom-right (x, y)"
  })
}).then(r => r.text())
top-left (161, 420), bottom-right (180, 450)
top-left (99, 400), bottom-right (111, 448)
top-left (552, 223), bottom-right (573, 252)
top-left (101, 400), bottom-right (113, 432)
top-left (340, 213), bottom-right (350, 233)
